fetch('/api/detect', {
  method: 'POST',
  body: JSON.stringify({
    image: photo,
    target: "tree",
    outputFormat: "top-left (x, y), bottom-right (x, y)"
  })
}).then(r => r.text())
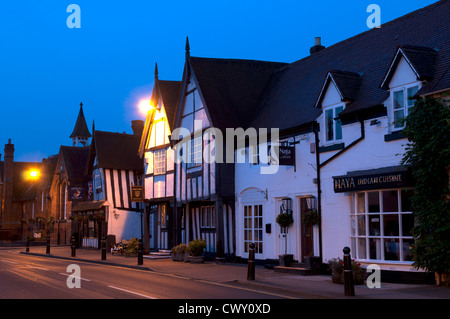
top-left (401, 96), bottom-right (450, 286)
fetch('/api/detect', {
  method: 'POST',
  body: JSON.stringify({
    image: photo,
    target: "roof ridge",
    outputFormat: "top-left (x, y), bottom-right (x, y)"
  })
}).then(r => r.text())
top-left (290, 0), bottom-right (446, 67)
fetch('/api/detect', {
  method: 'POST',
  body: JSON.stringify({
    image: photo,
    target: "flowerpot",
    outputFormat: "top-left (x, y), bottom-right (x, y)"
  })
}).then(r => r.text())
top-left (305, 256), bottom-right (321, 274)
top-left (332, 269), bottom-right (344, 284)
top-left (188, 255), bottom-right (204, 263)
top-left (279, 254), bottom-right (294, 267)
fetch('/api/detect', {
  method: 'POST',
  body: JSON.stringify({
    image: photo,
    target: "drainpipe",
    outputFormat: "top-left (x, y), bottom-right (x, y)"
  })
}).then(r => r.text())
top-left (313, 123), bottom-right (323, 267)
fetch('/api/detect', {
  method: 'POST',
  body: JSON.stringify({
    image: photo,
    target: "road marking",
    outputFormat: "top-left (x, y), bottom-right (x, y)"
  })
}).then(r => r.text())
top-left (27, 265), bottom-right (49, 271)
top-left (59, 273), bottom-right (91, 282)
top-left (1, 259), bottom-right (18, 264)
top-left (107, 286), bottom-right (157, 299)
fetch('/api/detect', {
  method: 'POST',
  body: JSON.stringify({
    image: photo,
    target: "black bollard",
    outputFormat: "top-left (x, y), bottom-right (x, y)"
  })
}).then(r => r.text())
top-left (71, 235), bottom-right (76, 257)
top-left (343, 246), bottom-right (355, 296)
top-left (247, 243), bottom-right (255, 280)
top-left (26, 238), bottom-right (30, 253)
top-left (46, 235), bottom-right (51, 254)
top-left (138, 238), bottom-right (143, 265)
top-left (101, 236), bottom-right (107, 260)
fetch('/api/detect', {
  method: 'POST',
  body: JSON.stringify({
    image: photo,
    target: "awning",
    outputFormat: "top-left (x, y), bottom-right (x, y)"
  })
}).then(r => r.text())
top-left (71, 200), bottom-right (107, 213)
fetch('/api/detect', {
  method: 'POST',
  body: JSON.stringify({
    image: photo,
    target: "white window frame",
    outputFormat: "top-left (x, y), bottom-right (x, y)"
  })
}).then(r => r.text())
top-left (243, 204), bottom-right (264, 255)
top-left (349, 188), bottom-right (415, 263)
top-left (187, 137), bottom-right (202, 168)
top-left (390, 83), bottom-right (420, 131)
top-left (323, 104), bottom-right (344, 143)
top-left (154, 149), bottom-right (166, 175)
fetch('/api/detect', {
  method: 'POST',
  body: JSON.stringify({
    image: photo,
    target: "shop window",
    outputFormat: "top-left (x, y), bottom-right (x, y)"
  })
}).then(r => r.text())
top-left (350, 189), bottom-right (414, 263)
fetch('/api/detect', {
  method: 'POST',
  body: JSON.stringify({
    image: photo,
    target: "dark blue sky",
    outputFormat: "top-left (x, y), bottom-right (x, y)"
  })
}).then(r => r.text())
top-left (0, 0), bottom-right (437, 162)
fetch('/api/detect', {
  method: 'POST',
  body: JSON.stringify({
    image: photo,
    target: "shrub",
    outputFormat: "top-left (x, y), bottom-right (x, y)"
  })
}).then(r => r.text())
top-left (188, 239), bottom-right (206, 256)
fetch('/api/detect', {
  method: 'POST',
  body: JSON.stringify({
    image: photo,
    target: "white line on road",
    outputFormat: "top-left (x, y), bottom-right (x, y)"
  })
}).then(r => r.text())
top-left (1, 259), bottom-right (18, 264)
top-left (107, 286), bottom-right (157, 299)
top-left (59, 273), bottom-right (91, 282)
top-left (27, 265), bottom-right (49, 271)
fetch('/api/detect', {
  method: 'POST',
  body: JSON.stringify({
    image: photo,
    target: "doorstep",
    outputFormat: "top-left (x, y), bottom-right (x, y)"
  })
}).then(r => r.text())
top-left (144, 250), bottom-right (171, 259)
top-left (273, 266), bottom-right (315, 276)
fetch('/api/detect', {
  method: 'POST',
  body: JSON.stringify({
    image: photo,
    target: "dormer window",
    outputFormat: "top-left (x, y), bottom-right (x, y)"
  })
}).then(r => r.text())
top-left (392, 85), bottom-right (420, 130)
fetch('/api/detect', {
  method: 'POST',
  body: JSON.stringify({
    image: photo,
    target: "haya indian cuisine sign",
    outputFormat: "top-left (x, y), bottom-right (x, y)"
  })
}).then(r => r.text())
top-left (333, 169), bottom-right (410, 193)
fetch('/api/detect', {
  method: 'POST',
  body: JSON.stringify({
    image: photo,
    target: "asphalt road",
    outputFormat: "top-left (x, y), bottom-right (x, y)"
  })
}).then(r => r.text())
top-left (0, 249), bottom-right (292, 300)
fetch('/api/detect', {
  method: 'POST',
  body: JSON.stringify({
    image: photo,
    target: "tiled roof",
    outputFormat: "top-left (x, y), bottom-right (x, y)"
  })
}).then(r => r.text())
top-left (187, 57), bottom-right (288, 131)
top-left (157, 80), bottom-right (182, 130)
top-left (252, 0), bottom-right (450, 131)
top-left (90, 130), bottom-right (142, 171)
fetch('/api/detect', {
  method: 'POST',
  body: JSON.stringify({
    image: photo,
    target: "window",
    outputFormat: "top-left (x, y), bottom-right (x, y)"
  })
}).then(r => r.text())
top-left (244, 204), bottom-right (263, 255)
top-left (94, 172), bottom-right (102, 193)
top-left (391, 85), bottom-right (419, 129)
top-left (200, 205), bottom-right (215, 228)
top-left (188, 137), bottom-right (202, 168)
top-left (324, 105), bottom-right (344, 142)
top-left (154, 149), bottom-right (166, 175)
top-left (350, 189), bottom-right (414, 262)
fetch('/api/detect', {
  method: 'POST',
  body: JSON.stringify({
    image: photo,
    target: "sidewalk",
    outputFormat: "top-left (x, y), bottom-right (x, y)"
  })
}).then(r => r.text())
top-left (11, 244), bottom-right (450, 299)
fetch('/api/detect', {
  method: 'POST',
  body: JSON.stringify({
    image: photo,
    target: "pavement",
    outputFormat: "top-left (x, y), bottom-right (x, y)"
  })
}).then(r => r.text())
top-left (4, 244), bottom-right (450, 299)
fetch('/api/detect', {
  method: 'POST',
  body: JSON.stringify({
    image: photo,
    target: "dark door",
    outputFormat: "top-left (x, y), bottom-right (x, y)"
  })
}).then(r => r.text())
top-left (300, 197), bottom-right (314, 262)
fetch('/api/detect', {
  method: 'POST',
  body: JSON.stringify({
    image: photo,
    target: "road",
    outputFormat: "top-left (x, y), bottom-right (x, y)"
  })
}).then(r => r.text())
top-left (0, 248), bottom-right (293, 300)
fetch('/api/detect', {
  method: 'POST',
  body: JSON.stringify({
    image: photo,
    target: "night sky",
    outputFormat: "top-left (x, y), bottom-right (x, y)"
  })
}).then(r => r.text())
top-left (0, 0), bottom-right (437, 162)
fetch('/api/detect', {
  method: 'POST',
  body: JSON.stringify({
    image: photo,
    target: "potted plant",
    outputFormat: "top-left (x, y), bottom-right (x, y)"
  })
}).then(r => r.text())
top-left (329, 257), bottom-right (364, 284)
top-left (171, 243), bottom-right (189, 262)
top-left (124, 237), bottom-right (139, 257)
top-left (302, 209), bottom-right (320, 225)
top-left (188, 239), bottom-right (207, 263)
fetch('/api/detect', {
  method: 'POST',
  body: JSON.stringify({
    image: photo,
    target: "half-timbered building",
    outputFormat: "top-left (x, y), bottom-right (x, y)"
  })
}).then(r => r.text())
top-left (139, 64), bottom-right (181, 252)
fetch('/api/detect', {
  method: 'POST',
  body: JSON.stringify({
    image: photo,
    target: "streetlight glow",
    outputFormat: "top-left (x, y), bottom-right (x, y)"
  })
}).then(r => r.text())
top-left (138, 98), bottom-right (154, 116)
top-left (28, 169), bottom-right (41, 180)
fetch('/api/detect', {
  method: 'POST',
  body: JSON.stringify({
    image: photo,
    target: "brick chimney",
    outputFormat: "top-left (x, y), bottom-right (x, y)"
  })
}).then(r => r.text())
top-left (310, 37), bottom-right (325, 54)
top-left (2, 139), bottom-right (14, 227)
top-left (131, 120), bottom-right (144, 136)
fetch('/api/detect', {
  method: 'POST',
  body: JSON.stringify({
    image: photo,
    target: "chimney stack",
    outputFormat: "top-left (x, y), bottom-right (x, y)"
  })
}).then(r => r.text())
top-left (2, 139), bottom-right (15, 227)
top-left (131, 120), bottom-right (144, 137)
top-left (310, 37), bottom-right (325, 54)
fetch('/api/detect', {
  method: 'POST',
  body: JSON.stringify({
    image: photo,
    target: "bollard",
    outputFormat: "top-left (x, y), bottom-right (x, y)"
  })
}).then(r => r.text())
top-left (46, 235), bottom-right (51, 254)
top-left (138, 238), bottom-right (143, 265)
top-left (343, 246), bottom-right (355, 296)
top-left (71, 235), bottom-right (76, 257)
top-left (247, 243), bottom-right (255, 281)
top-left (101, 236), bottom-right (107, 260)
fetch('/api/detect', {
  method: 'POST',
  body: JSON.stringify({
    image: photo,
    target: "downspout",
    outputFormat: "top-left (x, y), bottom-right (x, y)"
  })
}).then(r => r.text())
top-left (313, 123), bottom-right (323, 267)
top-left (319, 119), bottom-right (365, 169)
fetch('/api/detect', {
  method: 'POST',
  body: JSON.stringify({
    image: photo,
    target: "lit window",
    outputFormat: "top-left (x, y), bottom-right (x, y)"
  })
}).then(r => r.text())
top-left (154, 149), bottom-right (166, 175)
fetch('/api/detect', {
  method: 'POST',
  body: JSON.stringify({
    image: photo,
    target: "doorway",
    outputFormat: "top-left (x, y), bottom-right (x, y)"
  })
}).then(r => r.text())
top-left (300, 197), bottom-right (316, 262)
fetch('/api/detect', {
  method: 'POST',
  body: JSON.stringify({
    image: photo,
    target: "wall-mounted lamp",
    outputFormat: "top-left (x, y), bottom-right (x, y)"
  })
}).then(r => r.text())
top-left (370, 119), bottom-right (381, 126)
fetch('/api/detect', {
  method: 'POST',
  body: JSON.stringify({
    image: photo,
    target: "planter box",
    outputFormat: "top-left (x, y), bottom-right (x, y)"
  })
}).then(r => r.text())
top-left (172, 252), bottom-right (189, 262)
top-left (279, 254), bottom-right (294, 267)
top-left (332, 269), bottom-right (364, 285)
top-left (188, 255), bottom-right (204, 263)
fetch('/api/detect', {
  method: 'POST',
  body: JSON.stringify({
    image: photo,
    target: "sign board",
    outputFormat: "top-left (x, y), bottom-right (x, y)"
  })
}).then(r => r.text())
top-left (70, 187), bottom-right (84, 200)
top-left (130, 186), bottom-right (145, 202)
top-left (333, 170), bottom-right (410, 193)
top-left (268, 145), bottom-right (295, 166)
